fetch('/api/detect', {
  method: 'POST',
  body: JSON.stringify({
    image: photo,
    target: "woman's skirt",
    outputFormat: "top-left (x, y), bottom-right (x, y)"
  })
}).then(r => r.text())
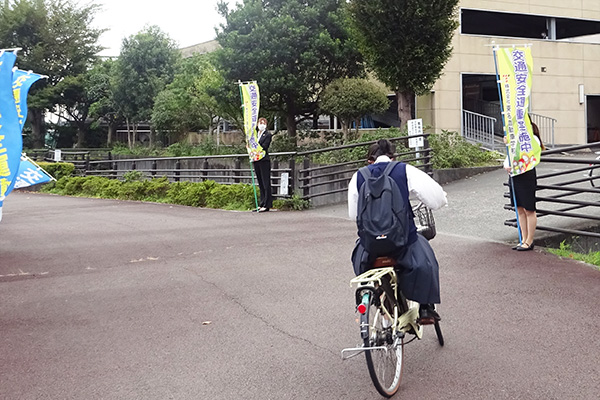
top-left (510, 168), bottom-right (537, 211)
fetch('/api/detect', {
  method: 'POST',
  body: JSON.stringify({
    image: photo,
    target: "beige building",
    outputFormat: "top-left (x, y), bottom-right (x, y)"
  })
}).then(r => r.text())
top-left (180, 39), bottom-right (220, 58)
top-left (418, 0), bottom-right (600, 146)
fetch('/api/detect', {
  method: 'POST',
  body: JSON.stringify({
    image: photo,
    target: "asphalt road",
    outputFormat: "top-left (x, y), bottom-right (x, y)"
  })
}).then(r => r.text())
top-left (1, 185), bottom-right (599, 399)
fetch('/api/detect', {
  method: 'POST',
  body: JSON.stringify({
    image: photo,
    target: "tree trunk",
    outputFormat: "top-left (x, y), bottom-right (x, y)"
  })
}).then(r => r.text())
top-left (286, 113), bottom-right (297, 139)
top-left (30, 108), bottom-right (45, 148)
top-left (76, 123), bottom-right (86, 148)
top-left (341, 120), bottom-right (349, 143)
top-left (132, 124), bottom-right (138, 148)
top-left (126, 118), bottom-right (132, 149)
top-left (396, 90), bottom-right (414, 130)
top-left (107, 124), bottom-right (114, 146)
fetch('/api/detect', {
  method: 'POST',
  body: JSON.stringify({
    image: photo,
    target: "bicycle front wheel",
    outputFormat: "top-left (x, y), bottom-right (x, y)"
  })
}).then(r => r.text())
top-left (362, 297), bottom-right (404, 398)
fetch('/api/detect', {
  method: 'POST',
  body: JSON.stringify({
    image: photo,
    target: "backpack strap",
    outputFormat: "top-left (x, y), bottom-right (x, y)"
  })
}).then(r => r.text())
top-left (382, 161), bottom-right (399, 177)
top-left (358, 166), bottom-right (372, 181)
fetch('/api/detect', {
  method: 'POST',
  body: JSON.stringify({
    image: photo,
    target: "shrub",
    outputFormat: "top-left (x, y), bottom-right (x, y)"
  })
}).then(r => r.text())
top-left (101, 179), bottom-right (123, 199)
top-left (38, 162), bottom-right (75, 180)
top-left (164, 142), bottom-right (195, 157)
top-left (205, 183), bottom-right (254, 210)
top-left (117, 181), bottom-right (148, 201)
top-left (143, 177), bottom-right (171, 201)
top-left (62, 176), bottom-right (87, 195)
top-left (122, 170), bottom-right (145, 183)
top-left (273, 195), bottom-right (310, 211)
top-left (81, 176), bottom-right (112, 197)
top-left (166, 180), bottom-right (215, 207)
top-left (309, 127), bottom-right (410, 165)
top-left (429, 130), bottom-right (502, 169)
top-left (111, 143), bottom-right (162, 157)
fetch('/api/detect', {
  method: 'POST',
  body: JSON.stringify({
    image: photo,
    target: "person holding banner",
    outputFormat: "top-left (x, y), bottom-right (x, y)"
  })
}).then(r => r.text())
top-left (494, 45), bottom-right (543, 251)
top-left (253, 117), bottom-right (273, 212)
top-left (504, 122), bottom-right (546, 251)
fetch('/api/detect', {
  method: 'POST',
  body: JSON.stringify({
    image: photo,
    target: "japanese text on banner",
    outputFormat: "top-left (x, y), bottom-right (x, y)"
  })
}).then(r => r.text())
top-left (240, 82), bottom-right (265, 161)
top-left (496, 47), bottom-right (541, 176)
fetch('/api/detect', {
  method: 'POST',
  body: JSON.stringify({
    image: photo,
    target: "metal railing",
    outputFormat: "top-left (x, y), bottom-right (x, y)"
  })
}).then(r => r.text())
top-left (27, 148), bottom-right (112, 170)
top-left (504, 142), bottom-right (600, 239)
top-left (86, 153), bottom-right (296, 200)
top-left (462, 110), bottom-right (498, 151)
top-left (80, 135), bottom-right (431, 206)
top-left (296, 135), bottom-right (432, 206)
top-left (529, 113), bottom-right (556, 149)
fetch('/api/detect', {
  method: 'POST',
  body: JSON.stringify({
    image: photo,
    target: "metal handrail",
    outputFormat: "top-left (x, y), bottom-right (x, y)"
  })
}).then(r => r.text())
top-left (462, 110), bottom-right (497, 150)
top-left (88, 151), bottom-right (297, 165)
top-left (529, 113), bottom-right (556, 149)
top-left (80, 134), bottom-right (431, 205)
top-left (504, 142), bottom-right (600, 239)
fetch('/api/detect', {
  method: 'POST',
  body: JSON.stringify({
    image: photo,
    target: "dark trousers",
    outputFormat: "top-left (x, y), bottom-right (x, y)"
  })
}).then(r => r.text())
top-left (254, 159), bottom-right (272, 209)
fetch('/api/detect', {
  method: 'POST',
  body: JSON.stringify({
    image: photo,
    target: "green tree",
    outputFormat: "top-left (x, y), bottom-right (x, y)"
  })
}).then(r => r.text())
top-left (152, 54), bottom-right (228, 142)
top-left (216, 0), bottom-right (363, 139)
top-left (320, 77), bottom-right (389, 141)
top-left (88, 59), bottom-right (122, 146)
top-left (348, 0), bottom-right (459, 128)
top-left (0, 0), bottom-right (104, 148)
top-left (53, 71), bottom-right (103, 147)
top-left (113, 25), bottom-right (180, 148)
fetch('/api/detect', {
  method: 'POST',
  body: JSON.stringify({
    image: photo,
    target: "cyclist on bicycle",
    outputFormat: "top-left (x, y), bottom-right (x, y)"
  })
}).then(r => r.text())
top-left (348, 139), bottom-right (447, 323)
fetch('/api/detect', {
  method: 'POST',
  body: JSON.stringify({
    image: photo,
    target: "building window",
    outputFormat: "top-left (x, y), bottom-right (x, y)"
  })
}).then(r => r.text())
top-left (461, 9), bottom-right (600, 43)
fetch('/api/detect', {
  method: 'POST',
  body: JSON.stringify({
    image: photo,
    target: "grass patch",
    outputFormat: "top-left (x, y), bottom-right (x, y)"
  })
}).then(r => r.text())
top-left (546, 241), bottom-right (600, 269)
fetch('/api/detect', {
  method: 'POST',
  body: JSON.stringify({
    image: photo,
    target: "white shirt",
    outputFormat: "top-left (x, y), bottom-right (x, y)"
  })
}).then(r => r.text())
top-left (347, 156), bottom-right (448, 220)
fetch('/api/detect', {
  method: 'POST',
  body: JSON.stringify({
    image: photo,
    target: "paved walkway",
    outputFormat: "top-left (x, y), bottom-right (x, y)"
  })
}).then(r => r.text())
top-left (309, 155), bottom-right (600, 246)
top-left (0, 169), bottom-right (599, 399)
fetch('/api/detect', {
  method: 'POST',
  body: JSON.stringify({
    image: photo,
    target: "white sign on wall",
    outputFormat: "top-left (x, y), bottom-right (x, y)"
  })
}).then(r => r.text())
top-left (407, 119), bottom-right (424, 148)
top-left (280, 172), bottom-right (289, 195)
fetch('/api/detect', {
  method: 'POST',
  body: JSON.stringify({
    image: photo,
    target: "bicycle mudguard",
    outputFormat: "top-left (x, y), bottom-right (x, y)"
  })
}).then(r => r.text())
top-left (354, 286), bottom-right (381, 306)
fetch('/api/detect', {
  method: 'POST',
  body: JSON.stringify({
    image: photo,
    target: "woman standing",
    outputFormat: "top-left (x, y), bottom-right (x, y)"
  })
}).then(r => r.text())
top-left (505, 122), bottom-right (546, 251)
top-left (253, 117), bottom-right (272, 212)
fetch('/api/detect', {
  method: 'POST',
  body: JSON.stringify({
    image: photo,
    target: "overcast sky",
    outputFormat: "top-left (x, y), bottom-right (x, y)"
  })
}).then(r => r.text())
top-left (93, 1), bottom-right (231, 57)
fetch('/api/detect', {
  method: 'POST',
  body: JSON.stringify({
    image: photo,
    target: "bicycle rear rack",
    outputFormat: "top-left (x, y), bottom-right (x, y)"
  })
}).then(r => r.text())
top-left (350, 267), bottom-right (396, 288)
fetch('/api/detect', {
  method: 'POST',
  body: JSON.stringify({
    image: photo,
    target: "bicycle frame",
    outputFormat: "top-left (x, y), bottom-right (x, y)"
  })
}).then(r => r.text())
top-left (343, 204), bottom-right (444, 397)
top-left (341, 267), bottom-right (422, 360)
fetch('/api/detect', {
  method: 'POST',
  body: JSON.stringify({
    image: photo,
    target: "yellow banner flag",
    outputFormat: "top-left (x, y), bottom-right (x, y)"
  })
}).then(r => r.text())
top-left (495, 47), bottom-right (541, 176)
top-left (239, 81), bottom-right (265, 161)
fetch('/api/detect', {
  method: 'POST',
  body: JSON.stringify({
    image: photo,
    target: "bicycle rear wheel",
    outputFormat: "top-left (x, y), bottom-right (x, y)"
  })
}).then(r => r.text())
top-left (362, 295), bottom-right (404, 398)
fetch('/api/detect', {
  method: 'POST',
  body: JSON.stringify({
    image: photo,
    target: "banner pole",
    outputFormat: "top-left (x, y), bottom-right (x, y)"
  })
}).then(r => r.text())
top-left (493, 46), bottom-right (523, 244)
top-left (249, 161), bottom-right (259, 211)
top-left (22, 153), bottom-right (57, 181)
top-left (239, 83), bottom-right (260, 211)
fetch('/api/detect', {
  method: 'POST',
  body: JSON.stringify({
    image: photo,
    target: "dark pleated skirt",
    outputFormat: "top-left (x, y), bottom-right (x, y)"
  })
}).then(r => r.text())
top-left (510, 168), bottom-right (537, 211)
top-left (351, 234), bottom-right (441, 304)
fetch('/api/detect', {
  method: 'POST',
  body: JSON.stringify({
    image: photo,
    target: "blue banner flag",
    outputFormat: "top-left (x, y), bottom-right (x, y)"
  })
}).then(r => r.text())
top-left (14, 154), bottom-right (54, 189)
top-left (0, 50), bottom-right (20, 220)
top-left (12, 69), bottom-right (44, 131)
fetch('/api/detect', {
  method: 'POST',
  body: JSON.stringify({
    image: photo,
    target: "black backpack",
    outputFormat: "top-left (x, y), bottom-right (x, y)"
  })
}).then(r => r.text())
top-left (356, 162), bottom-right (410, 257)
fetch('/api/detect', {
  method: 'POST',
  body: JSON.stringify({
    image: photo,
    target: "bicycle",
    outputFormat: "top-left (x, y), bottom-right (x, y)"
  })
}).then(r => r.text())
top-left (341, 203), bottom-right (444, 398)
